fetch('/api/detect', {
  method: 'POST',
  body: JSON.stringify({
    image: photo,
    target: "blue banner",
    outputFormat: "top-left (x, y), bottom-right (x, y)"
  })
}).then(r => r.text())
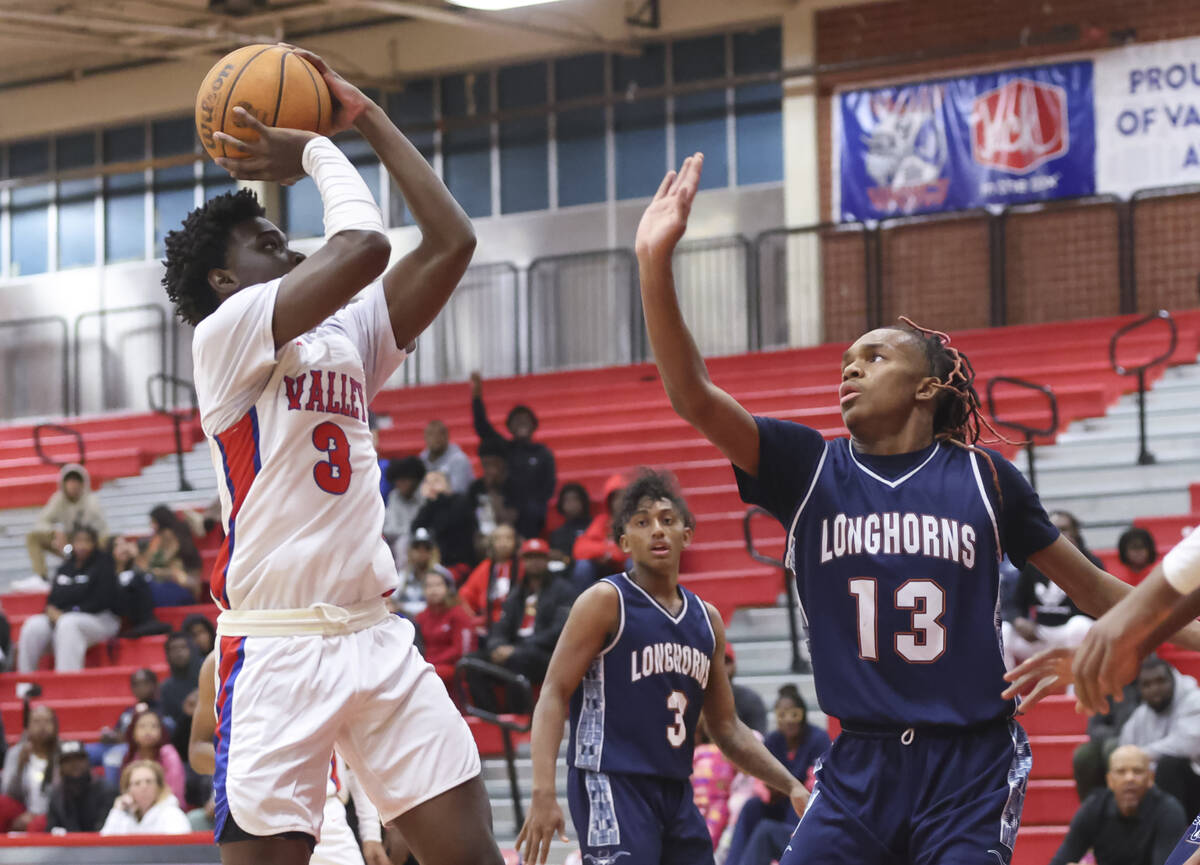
top-left (837, 61), bottom-right (1095, 221)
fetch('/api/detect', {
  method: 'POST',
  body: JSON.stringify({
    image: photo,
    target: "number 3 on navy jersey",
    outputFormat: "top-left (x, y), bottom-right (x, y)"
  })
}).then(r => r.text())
top-left (848, 578), bottom-right (946, 663)
top-left (666, 690), bottom-right (688, 747)
top-left (312, 422), bottom-right (352, 494)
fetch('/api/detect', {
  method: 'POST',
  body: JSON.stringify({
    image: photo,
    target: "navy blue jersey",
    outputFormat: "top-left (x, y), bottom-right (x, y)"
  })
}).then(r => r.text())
top-left (568, 572), bottom-right (717, 779)
top-left (736, 418), bottom-right (1059, 727)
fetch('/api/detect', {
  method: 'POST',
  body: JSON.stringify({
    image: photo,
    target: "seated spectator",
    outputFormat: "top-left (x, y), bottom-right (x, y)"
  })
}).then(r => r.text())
top-left (47, 740), bottom-right (115, 833)
top-left (1120, 656), bottom-right (1200, 815)
top-left (548, 483), bottom-right (591, 566)
top-left (1075, 681), bottom-right (1142, 802)
top-left (101, 670), bottom-right (171, 746)
top-left (572, 474), bottom-right (628, 591)
top-left (159, 633), bottom-right (201, 733)
top-left (1050, 745), bottom-right (1187, 865)
top-left (420, 420), bottom-right (475, 494)
top-left (383, 456), bottom-right (427, 564)
top-left (1119, 526), bottom-right (1160, 585)
top-left (692, 720), bottom-right (737, 847)
top-left (471, 372), bottom-right (557, 540)
top-left (24, 464), bottom-right (107, 585)
top-left (110, 536), bottom-right (165, 637)
top-left (181, 614), bottom-right (216, 658)
top-left (725, 645), bottom-right (768, 735)
top-left (413, 470), bottom-right (479, 580)
top-left (460, 524), bottom-right (521, 636)
top-left (0, 705), bottom-right (60, 832)
top-left (100, 760), bottom-right (191, 835)
top-left (414, 570), bottom-right (475, 697)
top-left (390, 528), bottom-right (456, 618)
top-left (136, 506), bottom-right (203, 606)
top-left (724, 685), bottom-right (830, 865)
top-left (17, 526), bottom-right (120, 673)
top-left (120, 708), bottom-right (186, 807)
top-left (369, 411), bottom-right (391, 501)
top-left (465, 538), bottom-right (574, 714)
top-left (468, 437), bottom-right (520, 541)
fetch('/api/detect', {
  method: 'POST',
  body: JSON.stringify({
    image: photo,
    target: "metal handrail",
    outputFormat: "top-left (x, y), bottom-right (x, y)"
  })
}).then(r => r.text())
top-left (0, 316), bottom-right (70, 417)
top-left (455, 656), bottom-right (533, 827)
top-left (72, 304), bottom-right (168, 416)
top-left (985, 376), bottom-right (1058, 492)
top-left (32, 423), bottom-right (86, 468)
top-left (743, 506), bottom-right (805, 674)
top-left (146, 373), bottom-right (198, 492)
top-left (1108, 310), bottom-right (1178, 465)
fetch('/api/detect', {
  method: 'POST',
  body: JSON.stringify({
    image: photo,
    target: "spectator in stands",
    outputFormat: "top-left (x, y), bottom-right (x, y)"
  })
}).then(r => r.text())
top-left (460, 524), bottom-right (521, 638)
top-left (17, 526), bottom-right (120, 673)
top-left (110, 536), bottom-right (164, 638)
top-left (723, 686), bottom-right (830, 865)
top-left (414, 569), bottom-right (474, 698)
top-left (181, 614), bottom-right (215, 658)
top-left (420, 419), bottom-right (475, 494)
top-left (724, 645), bottom-right (768, 735)
top-left (1002, 510), bottom-right (1099, 670)
top-left (159, 633), bottom-right (201, 731)
top-left (1075, 682), bottom-right (1143, 802)
top-left (120, 707), bottom-right (186, 807)
top-left (1050, 745), bottom-right (1187, 865)
top-left (471, 372), bottom-right (557, 540)
top-left (548, 482), bottom-right (591, 566)
top-left (390, 528), bottom-right (455, 618)
top-left (369, 411), bottom-right (392, 501)
top-left (100, 760), bottom-right (191, 835)
top-left (1119, 526), bottom-right (1160, 585)
top-left (692, 719), bottom-right (737, 847)
top-left (101, 670), bottom-right (170, 746)
top-left (25, 464), bottom-right (108, 584)
top-left (0, 705), bottom-right (59, 832)
top-left (465, 538), bottom-right (574, 713)
top-left (413, 469), bottom-right (478, 579)
top-left (468, 437), bottom-right (520, 541)
top-left (383, 456), bottom-right (427, 564)
top-left (136, 506), bottom-right (203, 606)
top-left (572, 474), bottom-right (628, 591)
top-left (47, 740), bottom-right (115, 833)
top-left (1120, 656), bottom-right (1200, 815)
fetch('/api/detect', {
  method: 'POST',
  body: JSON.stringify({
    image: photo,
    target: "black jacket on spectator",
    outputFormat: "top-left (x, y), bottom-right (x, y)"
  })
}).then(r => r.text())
top-left (49, 551), bottom-right (117, 614)
top-left (472, 397), bottom-right (557, 539)
top-left (488, 574), bottom-right (575, 655)
top-left (47, 776), bottom-right (116, 832)
top-left (1088, 683), bottom-right (1143, 745)
top-left (1012, 560), bottom-right (1097, 627)
top-left (1049, 786), bottom-right (1187, 865)
top-left (415, 492), bottom-right (479, 570)
top-left (549, 517), bottom-right (591, 563)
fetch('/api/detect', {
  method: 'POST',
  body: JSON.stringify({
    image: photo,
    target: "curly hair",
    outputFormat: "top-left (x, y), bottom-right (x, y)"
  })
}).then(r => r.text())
top-left (161, 189), bottom-right (265, 326)
top-left (611, 468), bottom-right (695, 543)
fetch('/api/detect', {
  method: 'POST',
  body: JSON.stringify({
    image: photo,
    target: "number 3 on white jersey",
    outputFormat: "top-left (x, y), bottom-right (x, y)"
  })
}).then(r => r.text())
top-left (666, 690), bottom-right (688, 747)
top-left (849, 578), bottom-right (946, 664)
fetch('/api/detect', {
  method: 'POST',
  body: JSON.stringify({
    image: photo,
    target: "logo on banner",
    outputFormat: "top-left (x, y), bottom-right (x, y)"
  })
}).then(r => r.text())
top-left (971, 78), bottom-right (1069, 173)
top-left (862, 87), bottom-right (950, 211)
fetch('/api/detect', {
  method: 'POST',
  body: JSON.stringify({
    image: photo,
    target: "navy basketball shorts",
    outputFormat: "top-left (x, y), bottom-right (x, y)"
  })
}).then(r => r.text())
top-left (566, 767), bottom-right (713, 865)
top-left (1164, 814), bottom-right (1200, 865)
top-left (781, 719), bottom-right (1031, 865)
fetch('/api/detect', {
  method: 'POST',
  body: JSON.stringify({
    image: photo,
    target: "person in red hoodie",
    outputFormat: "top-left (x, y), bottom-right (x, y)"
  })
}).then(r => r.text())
top-left (414, 570), bottom-right (475, 700)
top-left (570, 473), bottom-right (628, 592)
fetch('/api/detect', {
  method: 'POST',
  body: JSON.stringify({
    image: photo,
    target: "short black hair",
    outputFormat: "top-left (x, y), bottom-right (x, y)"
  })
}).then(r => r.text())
top-left (1140, 655), bottom-right (1172, 678)
top-left (62, 470), bottom-right (84, 484)
top-left (131, 667), bottom-right (157, 685)
top-left (557, 482), bottom-right (591, 519)
top-left (386, 456), bottom-right (427, 485)
top-left (1118, 527), bottom-right (1158, 568)
top-left (71, 525), bottom-right (99, 544)
top-left (165, 631), bottom-right (191, 648)
top-left (162, 189), bottom-right (266, 326)
top-left (611, 468), bottom-right (695, 542)
top-left (478, 437), bottom-right (508, 460)
top-left (506, 404), bottom-right (538, 432)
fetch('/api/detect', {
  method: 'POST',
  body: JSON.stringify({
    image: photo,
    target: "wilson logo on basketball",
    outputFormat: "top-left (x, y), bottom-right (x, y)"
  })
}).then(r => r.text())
top-left (969, 78), bottom-right (1068, 174)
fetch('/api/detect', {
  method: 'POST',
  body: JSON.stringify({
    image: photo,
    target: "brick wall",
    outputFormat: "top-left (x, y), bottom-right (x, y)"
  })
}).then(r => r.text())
top-left (813, 0), bottom-right (1200, 331)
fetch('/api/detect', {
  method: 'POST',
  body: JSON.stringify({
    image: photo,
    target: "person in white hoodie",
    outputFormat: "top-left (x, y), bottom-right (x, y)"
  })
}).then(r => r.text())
top-left (100, 759), bottom-right (191, 835)
top-left (24, 463), bottom-right (109, 584)
top-left (1119, 656), bottom-right (1200, 817)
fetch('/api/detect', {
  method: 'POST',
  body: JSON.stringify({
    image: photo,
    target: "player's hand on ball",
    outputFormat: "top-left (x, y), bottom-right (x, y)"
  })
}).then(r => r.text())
top-left (214, 107), bottom-right (313, 185)
top-left (516, 789), bottom-right (568, 865)
top-left (635, 152), bottom-right (704, 263)
top-left (287, 46), bottom-right (371, 135)
top-left (1002, 647), bottom-right (1073, 711)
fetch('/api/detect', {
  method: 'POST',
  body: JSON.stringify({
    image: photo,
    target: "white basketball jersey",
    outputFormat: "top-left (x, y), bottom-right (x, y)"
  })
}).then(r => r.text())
top-left (193, 278), bottom-right (406, 611)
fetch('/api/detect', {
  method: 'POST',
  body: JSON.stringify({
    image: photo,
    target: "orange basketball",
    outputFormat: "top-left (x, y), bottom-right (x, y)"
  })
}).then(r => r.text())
top-left (195, 44), bottom-right (332, 160)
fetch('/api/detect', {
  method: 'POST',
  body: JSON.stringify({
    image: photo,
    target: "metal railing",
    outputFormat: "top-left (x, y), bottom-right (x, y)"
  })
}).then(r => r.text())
top-left (743, 506), bottom-right (806, 674)
top-left (0, 315), bottom-right (69, 418)
top-left (146, 373), bottom-right (198, 492)
top-left (32, 423), bottom-right (85, 468)
top-left (72, 304), bottom-right (168, 416)
top-left (985, 377), bottom-right (1059, 493)
top-left (1109, 310), bottom-right (1178, 465)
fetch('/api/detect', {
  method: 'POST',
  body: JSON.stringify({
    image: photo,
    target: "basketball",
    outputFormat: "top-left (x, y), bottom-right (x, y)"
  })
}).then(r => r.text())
top-left (195, 44), bottom-right (332, 160)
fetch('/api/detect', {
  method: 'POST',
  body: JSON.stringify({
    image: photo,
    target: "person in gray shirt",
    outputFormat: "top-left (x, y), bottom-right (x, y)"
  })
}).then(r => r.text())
top-left (420, 419), bottom-right (475, 494)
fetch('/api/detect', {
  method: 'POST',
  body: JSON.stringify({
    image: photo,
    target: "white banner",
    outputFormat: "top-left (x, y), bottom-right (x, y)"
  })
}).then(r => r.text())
top-left (1095, 36), bottom-right (1200, 197)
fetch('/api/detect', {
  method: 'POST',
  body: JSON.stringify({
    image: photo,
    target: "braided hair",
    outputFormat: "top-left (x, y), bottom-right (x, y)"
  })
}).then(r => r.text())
top-left (887, 317), bottom-right (1016, 504)
top-left (161, 189), bottom-right (265, 326)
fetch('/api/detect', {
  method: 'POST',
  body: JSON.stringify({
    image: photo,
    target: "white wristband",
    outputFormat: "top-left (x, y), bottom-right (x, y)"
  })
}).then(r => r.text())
top-left (301, 136), bottom-right (385, 241)
top-left (1163, 527), bottom-right (1200, 595)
